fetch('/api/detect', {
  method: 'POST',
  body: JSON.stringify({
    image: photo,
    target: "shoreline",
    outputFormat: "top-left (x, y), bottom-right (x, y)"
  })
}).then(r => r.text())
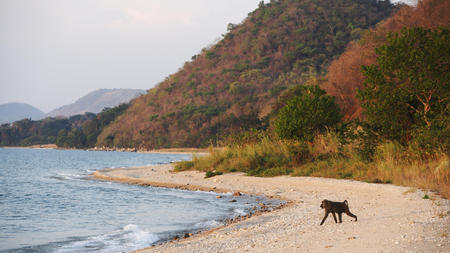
top-left (2, 145), bottom-right (209, 155)
top-left (93, 166), bottom-right (237, 195)
top-left (93, 164), bottom-right (449, 252)
top-left (2, 144), bottom-right (58, 149)
top-left (93, 165), bottom-right (289, 248)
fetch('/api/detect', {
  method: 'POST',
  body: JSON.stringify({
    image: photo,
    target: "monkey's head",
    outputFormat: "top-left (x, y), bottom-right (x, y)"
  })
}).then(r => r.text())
top-left (320, 199), bottom-right (328, 209)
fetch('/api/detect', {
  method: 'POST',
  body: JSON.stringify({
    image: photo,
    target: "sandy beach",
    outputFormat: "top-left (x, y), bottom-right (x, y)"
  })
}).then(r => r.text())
top-left (93, 164), bottom-right (449, 253)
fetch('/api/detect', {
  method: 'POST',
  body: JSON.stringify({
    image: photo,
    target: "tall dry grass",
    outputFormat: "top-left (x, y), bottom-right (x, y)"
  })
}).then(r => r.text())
top-left (175, 132), bottom-right (450, 198)
top-left (175, 137), bottom-right (311, 177)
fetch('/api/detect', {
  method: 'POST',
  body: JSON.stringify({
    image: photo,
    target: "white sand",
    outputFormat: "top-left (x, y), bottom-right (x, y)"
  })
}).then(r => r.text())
top-left (93, 164), bottom-right (449, 253)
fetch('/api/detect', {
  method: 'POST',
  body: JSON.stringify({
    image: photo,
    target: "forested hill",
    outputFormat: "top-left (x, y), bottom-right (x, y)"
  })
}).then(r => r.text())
top-left (98, 0), bottom-right (393, 149)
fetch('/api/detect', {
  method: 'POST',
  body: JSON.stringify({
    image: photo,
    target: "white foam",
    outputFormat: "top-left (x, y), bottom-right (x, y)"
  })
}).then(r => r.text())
top-left (233, 208), bottom-right (247, 216)
top-left (124, 224), bottom-right (138, 231)
top-left (56, 224), bottom-right (159, 253)
top-left (194, 220), bottom-right (223, 229)
top-left (193, 190), bottom-right (219, 195)
top-left (51, 172), bottom-right (85, 181)
top-left (123, 225), bottom-right (158, 247)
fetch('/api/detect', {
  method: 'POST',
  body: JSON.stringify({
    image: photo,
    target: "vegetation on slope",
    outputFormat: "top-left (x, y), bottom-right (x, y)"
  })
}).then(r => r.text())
top-left (98, 0), bottom-right (393, 149)
top-left (321, 0), bottom-right (450, 119)
top-left (0, 114), bottom-right (95, 147)
top-left (55, 104), bottom-right (130, 148)
top-left (176, 0), bottom-right (450, 198)
top-left (0, 104), bottom-right (129, 148)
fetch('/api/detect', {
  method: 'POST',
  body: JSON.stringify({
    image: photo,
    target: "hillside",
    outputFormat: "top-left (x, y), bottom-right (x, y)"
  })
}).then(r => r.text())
top-left (46, 89), bottom-right (144, 118)
top-left (97, 0), bottom-right (393, 149)
top-left (170, 0), bottom-right (449, 199)
top-left (0, 103), bottom-right (44, 124)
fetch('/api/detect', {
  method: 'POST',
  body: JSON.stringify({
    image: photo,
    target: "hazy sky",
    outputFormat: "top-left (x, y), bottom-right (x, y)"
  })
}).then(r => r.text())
top-left (0, 0), bottom-right (411, 113)
top-left (0, 0), bottom-right (265, 112)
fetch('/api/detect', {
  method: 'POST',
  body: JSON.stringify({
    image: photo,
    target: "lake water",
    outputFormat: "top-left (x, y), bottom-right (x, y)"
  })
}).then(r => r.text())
top-left (0, 148), bottom-right (280, 252)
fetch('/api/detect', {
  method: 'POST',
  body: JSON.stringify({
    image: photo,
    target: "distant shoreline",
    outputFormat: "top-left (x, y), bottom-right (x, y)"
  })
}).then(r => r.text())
top-left (92, 164), bottom-right (449, 252)
top-left (2, 144), bottom-right (58, 149)
top-left (2, 145), bottom-right (210, 155)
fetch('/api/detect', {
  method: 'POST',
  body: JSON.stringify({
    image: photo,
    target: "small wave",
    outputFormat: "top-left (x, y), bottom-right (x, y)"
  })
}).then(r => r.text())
top-left (50, 173), bottom-right (85, 181)
top-left (233, 208), bottom-right (247, 216)
top-left (122, 224), bottom-right (158, 244)
top-left (49, 175), bottom-right (69, 181)
top-left (55, 224), bottom-right (159, 253)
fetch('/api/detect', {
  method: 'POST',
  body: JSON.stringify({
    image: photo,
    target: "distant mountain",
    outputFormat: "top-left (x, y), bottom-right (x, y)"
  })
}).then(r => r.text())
top-left (0, 103), bottom-right (45, 124)
top-left (46, 89), bottom-right (145, 118)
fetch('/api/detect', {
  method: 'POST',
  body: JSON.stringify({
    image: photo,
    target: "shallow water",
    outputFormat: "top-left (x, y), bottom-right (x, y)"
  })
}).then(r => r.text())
top-left (0, 148), bottom-right (281, 252)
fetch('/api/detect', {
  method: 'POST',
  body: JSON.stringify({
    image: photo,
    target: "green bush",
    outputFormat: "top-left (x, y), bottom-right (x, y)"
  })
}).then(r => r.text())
top-left (148, 114), bottom-right (159, 121)
top-left (275, 85), bottom-right (342, 141)
top-left (187, 80), bottom-right (196, 88)
top-left (206, 51), bottom-right (218, 60)
top-left (205, 171), bottom-right (223, 178)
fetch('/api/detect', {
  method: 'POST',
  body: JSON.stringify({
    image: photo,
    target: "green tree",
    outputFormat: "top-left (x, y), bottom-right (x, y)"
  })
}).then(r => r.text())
top-left (56, 129), bottom-right (69, 147)
top-left (82, 118), bottom-right (100, 147)
top-left (358, 27), bottom-right (449, 147)
top-left (275, 85), bottom-right (342, 141)
top-left (66, 128), bottom-right (86, 148)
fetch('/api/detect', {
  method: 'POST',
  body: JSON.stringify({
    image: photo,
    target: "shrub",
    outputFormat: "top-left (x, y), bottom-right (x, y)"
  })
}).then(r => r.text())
top-left (206, 51), bottom-right (218, 60)
top-left (187, 80), bottom-right (196, 88)
top-left (275, 85), bottom-right (342, 141)
top-left (174, 161), bottom-right (195, 171)
top-left (148, 114), bottom-right (159, 121)
top-left (205, 171), bottom-right (223, 178)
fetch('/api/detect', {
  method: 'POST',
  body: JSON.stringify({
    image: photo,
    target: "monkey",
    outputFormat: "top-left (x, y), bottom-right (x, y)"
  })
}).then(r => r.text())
top-left (320, 199), bottom-right (357, 225)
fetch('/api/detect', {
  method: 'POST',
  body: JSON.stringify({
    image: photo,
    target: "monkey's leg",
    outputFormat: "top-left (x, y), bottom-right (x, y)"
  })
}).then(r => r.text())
top-left (346, 211), bottom-right (357, 221)
top-left (338, 212), bottom-right (342, 223)
top-left (331, 212), bottom-right (338, 223)
top-left (320, 212), bottom-right (329, 225)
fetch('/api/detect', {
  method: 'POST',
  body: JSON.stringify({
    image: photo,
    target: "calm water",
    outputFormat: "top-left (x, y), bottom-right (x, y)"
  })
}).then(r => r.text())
top-left (0, 148), bottom-right (279, 252)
